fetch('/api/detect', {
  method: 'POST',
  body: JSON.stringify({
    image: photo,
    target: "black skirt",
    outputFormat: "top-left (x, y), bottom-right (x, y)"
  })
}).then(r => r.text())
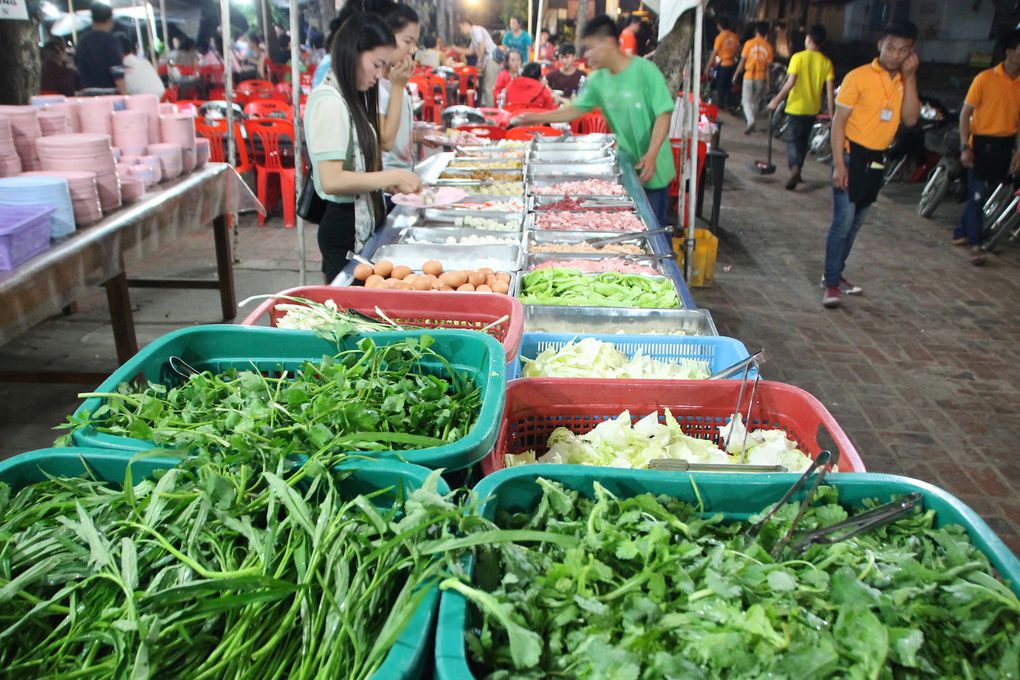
top-left (318, 201), bottom-right (355, 283)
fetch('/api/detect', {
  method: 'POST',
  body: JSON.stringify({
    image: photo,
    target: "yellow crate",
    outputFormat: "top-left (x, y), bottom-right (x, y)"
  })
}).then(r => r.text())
top-left (673, 229), bottom-right (718, 288)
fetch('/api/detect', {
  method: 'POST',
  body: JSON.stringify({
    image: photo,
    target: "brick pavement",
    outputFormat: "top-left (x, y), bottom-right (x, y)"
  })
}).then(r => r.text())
top-left (2, 128), bottom-right (1019, 552)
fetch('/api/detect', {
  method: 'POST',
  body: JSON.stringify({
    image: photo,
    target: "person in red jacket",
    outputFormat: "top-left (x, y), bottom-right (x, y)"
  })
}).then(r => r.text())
top-left (504, 61), bottom-right (555, 109)
top-left (493, 49), bottom-right (523, 106)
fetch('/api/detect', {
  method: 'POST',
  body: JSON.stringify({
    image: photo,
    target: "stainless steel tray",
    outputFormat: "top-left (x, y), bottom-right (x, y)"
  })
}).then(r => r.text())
top-left (528, 194), bottom-right (636, 211)
top-left (399, 226), bottom-right (524, 246)
top-left (439, 168), bottom-right (524, 179)
top-left (415, 210), bottom-right (523, 230)
top-left (527, 163), bottom-right (619, 178)
top-left (525, 252), bottom-right (667, 276)
top-left (371, 243), bottom-right (524, 272)
top-left (533, 133), bottom-right (614, 149)
top-left (455, 144), bottom-right (528, 156)
top-left (524, 306), bottom-right (717, 335)
top-left (527, 229), bottom-right (650, 249)
top-left (524, 211), bottom-right (646, 234)
top-left (530, 148), bottom-right (615, 163)
top-left (517, 272), bottom-right (683, 309)
top-left (526, 175), bottom-right (628, 193)
top-left (447, 158), bottom-right (525, 168)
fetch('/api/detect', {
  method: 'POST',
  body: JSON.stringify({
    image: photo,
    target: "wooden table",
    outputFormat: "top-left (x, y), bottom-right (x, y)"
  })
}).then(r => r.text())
top-left (0, 163), bottom-right (261, 381)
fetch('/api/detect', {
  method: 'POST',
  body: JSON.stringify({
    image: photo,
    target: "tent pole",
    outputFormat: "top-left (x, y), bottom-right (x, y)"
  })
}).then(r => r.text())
top-left (290, 0), bottom-right (306, 285)
top-left (685, 0), bottom-right (703, 284)
top-left (130, 0), bottom-right (144, 58)
top-left (145, 1), bottom-right (159, 67)
top-left (159, 0), bottom-right (168, 52)
top-left (527, 0), bottom-right (533, 56)
top-left (533, 0), bottom-right (544, 60)
top-left (69, 0), bottom-right (78, 45)
top-left (262, 0), bottom-right (271, 60)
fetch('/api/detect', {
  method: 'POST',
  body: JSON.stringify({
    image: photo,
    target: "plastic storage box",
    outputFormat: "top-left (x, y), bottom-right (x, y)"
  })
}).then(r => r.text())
top-left (241, 286), bottom-right (525, 365)
top-left (69, 325), bottom-right (507, 470)
top-left (435, 466), bottom-right (1020, 679)
top-left (510, 332), bottom-right (751, 380)
top-left (0, 448), bottom-right (447, 680)
top-left (480, 378), bottom-right (864, 475)
top-left (0, 204), bottom-right (54, 270)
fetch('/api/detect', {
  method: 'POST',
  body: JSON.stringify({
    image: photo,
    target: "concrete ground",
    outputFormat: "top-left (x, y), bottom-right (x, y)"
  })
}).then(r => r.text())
top-left (2, 119), bottom-right (1019, 553)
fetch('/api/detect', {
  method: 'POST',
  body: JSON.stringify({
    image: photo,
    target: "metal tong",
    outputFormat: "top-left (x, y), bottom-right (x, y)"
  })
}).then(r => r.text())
top-left (587, 228), bottom-right (670, 247)
top-left (713, 349), bottom-right (767, 460)
top-left (787, 492), bottom-right (924, 553)
top-left (167, 356), bottom-right (201, 380)
top-left (743, 450), bottom-right (839, 555)
top-left (647, 460), bottom-right (787, 473)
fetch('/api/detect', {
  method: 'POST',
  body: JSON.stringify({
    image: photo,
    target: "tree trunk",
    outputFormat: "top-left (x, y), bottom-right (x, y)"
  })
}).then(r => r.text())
top-left (577, 0), bottom-right (588, 42)
top-left (651, 8), bottom-right (695, 95)
top-left (0, 19), bottom-right (40, 105)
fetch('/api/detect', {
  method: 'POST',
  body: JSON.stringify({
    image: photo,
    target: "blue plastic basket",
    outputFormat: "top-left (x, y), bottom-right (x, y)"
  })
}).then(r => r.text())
top-left (509, 332), bottom-right (752, 379)
top-left (0, 448), bottom-right (448, 680)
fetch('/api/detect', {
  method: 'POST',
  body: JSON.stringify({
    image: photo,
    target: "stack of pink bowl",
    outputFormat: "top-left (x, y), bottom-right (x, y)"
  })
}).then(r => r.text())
top-left (44, 102), bottom-right (81, 133)
top-left (0, 116), bottom-right (22, 177)
top-left (124, 94), bottom-right (161, 144)
top-left (31, 94), bottom-right (67, 107)
top-left (159, 113), bottom-right (197, 172)
top-left (147, 143), bottom-right (183, 180)
top-left (134, 156), bottom-right (162, 186)
top-left (119, 173), bottom-right (145, 202)
top-left (36, 133), bottom-right (121, 211)
top-left (76, 97), bottom-right (115, 136)
top-left (22, 169), bottom-right (102, 226)
top-left (195, 137), bottom-right (211, 168)
top-left (112, 110), bottom-right (150, 156)
top-left (0, 106), bottom-right (43, 171)
top-left (38, 111), bottom-right (70, 137)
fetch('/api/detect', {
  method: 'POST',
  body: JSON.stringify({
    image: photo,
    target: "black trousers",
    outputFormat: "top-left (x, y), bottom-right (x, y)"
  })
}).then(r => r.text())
top-left (318, 201), bottom-right (355, 283)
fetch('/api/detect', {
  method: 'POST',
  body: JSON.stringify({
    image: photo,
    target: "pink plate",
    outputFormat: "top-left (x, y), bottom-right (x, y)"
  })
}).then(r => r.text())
top-left (390, 186), bottom-right (467, 208)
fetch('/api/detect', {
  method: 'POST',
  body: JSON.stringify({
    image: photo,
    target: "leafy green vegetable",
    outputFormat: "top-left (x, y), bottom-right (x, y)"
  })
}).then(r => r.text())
top-left (519, 268), bottom-right (680, 309)
top-left (522, 338), bottom-right (710, 379)
top-left (55, 336), bottom-right (482, 465)
top-left (505, 409), bottom-right (814, 471)
top-left (447, 479), bottom-right (1020, 678)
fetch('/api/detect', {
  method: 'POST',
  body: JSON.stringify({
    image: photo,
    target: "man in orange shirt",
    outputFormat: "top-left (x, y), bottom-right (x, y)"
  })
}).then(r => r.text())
top-left (823, 22), bottom-right (920, 308)
top-left (734, 21), bottom-right (773, 133)
top-left (705, 16), bottom-right (740, 111)
top-left (954, 29), bottom-right (1020, 264)
top-left (620, 14), bottom-right (640, 56)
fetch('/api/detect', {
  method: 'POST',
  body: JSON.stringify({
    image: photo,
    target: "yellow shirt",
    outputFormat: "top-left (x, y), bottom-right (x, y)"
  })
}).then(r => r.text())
top-left (784, 49), bottom-right (834, 116)
top-left (741, 36), bottom-right (774, 81)
top-left (837, 59), bottom-right (904, 151)
top-left (713, 30), bottom-right (740, 67)
top-left (964, 63), bottom-right (1020, 138)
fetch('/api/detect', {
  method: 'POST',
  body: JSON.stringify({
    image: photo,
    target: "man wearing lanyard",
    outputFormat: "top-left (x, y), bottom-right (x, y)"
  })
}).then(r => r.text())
top-left (954, 30), bottom-right (1020, 265)
top-left (822, 22), bottom-right (920, 308)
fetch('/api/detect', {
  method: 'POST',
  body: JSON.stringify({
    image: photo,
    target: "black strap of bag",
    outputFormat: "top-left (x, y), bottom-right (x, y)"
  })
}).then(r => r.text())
top-left (297, 141), bottom-right (355, 224)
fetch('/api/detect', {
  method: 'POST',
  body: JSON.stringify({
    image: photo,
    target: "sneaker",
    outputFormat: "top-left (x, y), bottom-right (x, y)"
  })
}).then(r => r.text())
top-left (744, 123), bottom-right (755, 135)
top-left (951, 236), bottom-right (968, 246)
top-left (818, 276), bottom-right (863, 295)
top-left (971, 246), bottom-right (987, 266)
top-left (785, 172), bottom-right (801, 191)
top-left (822, 285), bottom-right (842, 308)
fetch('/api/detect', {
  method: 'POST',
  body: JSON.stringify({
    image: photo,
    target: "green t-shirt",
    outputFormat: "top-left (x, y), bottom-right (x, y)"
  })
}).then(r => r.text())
top-left (573, 57), bottom-right (676, 189)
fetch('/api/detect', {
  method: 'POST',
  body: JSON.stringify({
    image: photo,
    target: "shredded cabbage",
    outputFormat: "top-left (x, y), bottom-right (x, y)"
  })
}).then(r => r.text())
top-left (505, 409), bottom-right (814, 472)
top-left (522, 338), bottom-right (710, 379)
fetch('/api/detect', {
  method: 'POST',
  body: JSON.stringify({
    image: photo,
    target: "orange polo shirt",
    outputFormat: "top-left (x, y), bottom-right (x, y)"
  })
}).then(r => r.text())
top-left (741, 36), bottom-right (774, 81)
top-left (836, 59), bottom-right (904, 151)
top-left (713, 30), bottom-right (740, 67)
top-left (964, 63), bottom-right (1020, 138)
top-left (620, 30), bottom-right (638, 56)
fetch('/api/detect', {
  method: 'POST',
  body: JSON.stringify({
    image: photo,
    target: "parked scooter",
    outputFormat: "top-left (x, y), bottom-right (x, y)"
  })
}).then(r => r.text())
top-left (808, 113), bottom-right (832, 164)
top-left (981, 178), bottom-right (1020, 252)
top-left (883, 97), bottom-right (951, 188)
top-left (917, 123), bottom-right (966, 218)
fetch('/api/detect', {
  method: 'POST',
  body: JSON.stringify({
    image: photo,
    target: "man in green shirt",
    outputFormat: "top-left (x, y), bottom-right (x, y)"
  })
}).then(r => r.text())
top-left (513, 14), bottom-right (675, 227)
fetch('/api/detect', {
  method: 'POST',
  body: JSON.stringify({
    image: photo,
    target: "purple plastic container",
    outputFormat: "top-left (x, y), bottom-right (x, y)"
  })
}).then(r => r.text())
top-left (0, 204), bottom-right (55, 270)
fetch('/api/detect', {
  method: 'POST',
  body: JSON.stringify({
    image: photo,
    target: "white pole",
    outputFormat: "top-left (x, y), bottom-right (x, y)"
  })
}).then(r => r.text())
top-left (69, 0), bottom-right (78, 46)
top-left (533, 0), bottom-right (544, 60)
top-left (220, 0), bottom-right (235, 168)
top-left (290, 0), bottom-right (306, 284)
top-left (159, 0), bottom-right (169, 54)
top-left (527, 0), bottom-right (533, 55)
top-left (145, 1), bottom-right (159, 67)
top-left (262, 0), bottom-right (271, 63)
top-left (686, 0), bottom-right (703, 283)
top-left (130, 0), bottom-right (144, 58)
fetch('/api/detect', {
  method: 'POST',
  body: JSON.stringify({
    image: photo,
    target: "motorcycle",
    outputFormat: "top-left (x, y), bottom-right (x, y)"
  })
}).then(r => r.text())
top-left (981, 178), bottom-right (1020, 252)
top-left (884, 97), bottom-right (951, 188)
top-left (808, 113), bottom-right (832, 163)
top-left (917, 124), bottom-right (966, 218)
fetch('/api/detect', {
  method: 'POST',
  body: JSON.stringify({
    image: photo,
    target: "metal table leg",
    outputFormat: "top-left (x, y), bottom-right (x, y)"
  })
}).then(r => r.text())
top-left (213, 215), bottom-right (237, 320)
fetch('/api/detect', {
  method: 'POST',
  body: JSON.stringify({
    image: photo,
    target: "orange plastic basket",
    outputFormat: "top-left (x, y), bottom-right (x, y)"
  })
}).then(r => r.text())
top-left (241, 286), bottom-right (524, 364)
top-left (480, 378), bottom-right (864, 476)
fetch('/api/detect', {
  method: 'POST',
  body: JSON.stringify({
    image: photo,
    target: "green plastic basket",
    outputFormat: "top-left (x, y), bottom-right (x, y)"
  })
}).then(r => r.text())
top-left (435, 467), bottom-right (1020, 679)
top-left (68, 325), bottom-right (507, 470)
top-left (0, 448), bottom-right (448, 680)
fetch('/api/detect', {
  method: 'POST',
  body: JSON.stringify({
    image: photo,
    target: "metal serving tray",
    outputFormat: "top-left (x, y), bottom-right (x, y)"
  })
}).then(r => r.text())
top-left (446, 158), bottom-right (525, 168)
top-left (371, 243), bottom-right (524, 272)
top-left (524, 306), bottom-right (718, 336)
top-left (528, 194), bottom-right (636, 211)
top-left (527, 229), bottom-right (652, 254)
top-left (399, 227), bottom-right (524, 246)
top-left (525, 252), bottom-right (667, 276)
top-left (532, 133), bottom-right (614, 149)
top-left (455, 144), bottom-right (529, 156)
top-left (523, 212), bottom-right (646, 234)
top-left (526, 175), bottom-right (628, 195)
top-left (530, 147), bottom-right (616, 163)
top-left (414, 210), bottom-right (523, 231)
top-left (527, 163), bottom-right (619, 178)
top-left (517, 272), bottom-right (683, 309)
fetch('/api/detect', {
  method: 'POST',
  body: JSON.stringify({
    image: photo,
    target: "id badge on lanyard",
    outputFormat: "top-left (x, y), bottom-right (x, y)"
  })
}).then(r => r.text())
top-left (880, 108), bottom-right (894, 122)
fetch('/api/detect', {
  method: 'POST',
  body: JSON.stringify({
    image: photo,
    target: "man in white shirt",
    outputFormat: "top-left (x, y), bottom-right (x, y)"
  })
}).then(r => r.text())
top-left (455, 18), bottom-right (498, 106)
top-left (116, 34), bottom-right (166, 97)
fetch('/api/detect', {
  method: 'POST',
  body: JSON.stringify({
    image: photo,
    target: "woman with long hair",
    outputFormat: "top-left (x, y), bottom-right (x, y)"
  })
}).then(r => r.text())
top-left (304, 13), bottom-right (421, 282)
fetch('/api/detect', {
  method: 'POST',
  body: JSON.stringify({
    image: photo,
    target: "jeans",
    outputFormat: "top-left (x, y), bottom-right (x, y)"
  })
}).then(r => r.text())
top-left (644, 187), bottom-right (670, 229)
top-left (954, 171), bottom-right (991, 246)
top-left (785, 114), bottom-right (816, 170)
top-left (823, 178), bottom-right (870, 287)
top-left (741, 79), bottom-right (765, 128)
top-left (715, 65), bottom-right (736, 110)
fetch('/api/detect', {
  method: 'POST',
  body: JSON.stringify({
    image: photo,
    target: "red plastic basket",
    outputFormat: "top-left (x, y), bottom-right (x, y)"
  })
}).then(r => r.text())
top-left (241, 286), bottom-right (524, 364)
top-left (480, 378), bottom-right (864, 476)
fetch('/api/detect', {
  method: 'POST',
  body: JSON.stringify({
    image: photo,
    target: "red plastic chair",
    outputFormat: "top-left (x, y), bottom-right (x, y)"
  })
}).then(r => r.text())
top-left (267, 63), bottom-right (290, 84)
top-left (457, 124), bottom-right (506, 140)
top-left (195, 119), bottom-right (253, 174)
top-left (455, 65), bottom-right (478, 107)
top-left (572, 111), bottom-right (610, 135)
top-left (478, 107), bottom-right (511, 127)
top-left (504, 125), bottom-right (561, 140)
top-left (237, 79), bottom-right (274, 95)
top-left (409, 75), bottom-right (433, 122)
top-left (669, 137), bottom-right (708, 227)
top-left (244, 99), bottom-right (292, 118)
top-left (275, 82), bottom-right (292, 98)
top-left (244, 118), bottom-right (297, 228)
top-left (428, 75), bottom-right (448, 124)
top-left (161, 85), bottom-right (179, 103)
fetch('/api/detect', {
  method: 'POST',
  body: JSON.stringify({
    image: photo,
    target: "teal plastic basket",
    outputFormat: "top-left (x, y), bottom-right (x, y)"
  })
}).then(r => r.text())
top-left (510, 331), bottom-right (751, 379)
top-left (68, 325), bottom-right (507, 470)
top-left (435, 466), bottom-right (1020, 679)
top-left (0, 448), bottom-right (448, 680)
